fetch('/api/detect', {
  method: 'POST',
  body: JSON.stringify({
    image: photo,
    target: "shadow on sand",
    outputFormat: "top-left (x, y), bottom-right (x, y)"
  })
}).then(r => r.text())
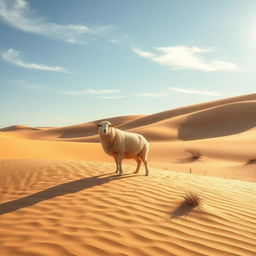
top-left (175, 157), bottom-right (202, 164)
top-left (0, 173), bottom-right (138, 216)
top-left (170, 201), bottom-right (197, 219)
top-left (177, 101), bottom-right (256, 141)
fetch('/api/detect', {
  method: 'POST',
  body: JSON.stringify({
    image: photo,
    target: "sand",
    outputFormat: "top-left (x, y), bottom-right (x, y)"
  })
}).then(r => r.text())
top-left (0, 160), bottom-right (255, 256)
top-left (0, 94), bottom-right (255, 255)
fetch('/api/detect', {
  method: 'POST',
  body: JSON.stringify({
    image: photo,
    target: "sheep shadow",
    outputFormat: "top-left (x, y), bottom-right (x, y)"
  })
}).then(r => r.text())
top-left (0, 172), bottom-right (138, 216)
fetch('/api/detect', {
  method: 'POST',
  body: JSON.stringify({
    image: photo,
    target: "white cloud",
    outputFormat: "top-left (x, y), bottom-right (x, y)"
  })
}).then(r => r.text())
top-left (132, 45), bottom-right (237, 72)
top-left (63, 89), bottom-right (124, 100)
top-left (97, 95), bottom-right (124, 100)
top-left (109, 39), bottom-right (118, 43)
top-left (168, 87), bottom-right (222, 96)
top-left (136, 91), bottom-right (167, 98)
top-left (133, 48), bottom-right (155, 58)
top-left (0, 0), bottom-right (113, 43)
top-left (136, 87), bottom-right (223, 98)
top-left (2, 48), bottom-right (70, 73)
top-left (63, 88), bottom-right (121, 96)
top-left (64, 87), bottom-right (223, 100)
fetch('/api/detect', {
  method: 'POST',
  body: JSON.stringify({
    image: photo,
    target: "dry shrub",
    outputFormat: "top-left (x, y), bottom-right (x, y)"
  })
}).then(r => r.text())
top-left (186, 148), bottom-right (202, 161)
top-left (246, 159), bottom-right (256, 165)
top-left (183, 192), bottom-right (201, 207)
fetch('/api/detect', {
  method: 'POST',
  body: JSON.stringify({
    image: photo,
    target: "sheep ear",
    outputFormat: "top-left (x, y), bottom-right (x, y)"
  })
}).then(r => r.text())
top-left (96, 124), bottom-right (102, 127)
top-left (109, 124), bottom-right (115, 127)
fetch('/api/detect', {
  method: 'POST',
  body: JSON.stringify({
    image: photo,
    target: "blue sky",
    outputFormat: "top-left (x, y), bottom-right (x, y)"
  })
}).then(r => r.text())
top-left (0, 0), bottom-right (256, 127)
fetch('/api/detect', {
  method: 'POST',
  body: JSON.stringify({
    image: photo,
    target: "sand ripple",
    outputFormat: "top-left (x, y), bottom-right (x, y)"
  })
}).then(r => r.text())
top-left (0, 159), bottom-right (255, 256)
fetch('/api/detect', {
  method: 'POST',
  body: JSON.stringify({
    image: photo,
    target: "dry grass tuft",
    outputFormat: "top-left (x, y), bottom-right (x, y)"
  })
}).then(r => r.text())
top-left (183, 192), bottom-right (201, 207)
top-left (171, 192), bottom-right (202, 218)
top-left (246, 158), bottom-right (256, 165)
top-left (186, 149), bottom-right (202, 161)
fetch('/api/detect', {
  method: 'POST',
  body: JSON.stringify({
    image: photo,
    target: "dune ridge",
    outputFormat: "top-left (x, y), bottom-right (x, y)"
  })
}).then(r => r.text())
top-left (0, 125), bottom-right (40, 132)
top-left (119, 93), bottom-right (256, 130)
top-left (1, 94), bottom-right (256, 142)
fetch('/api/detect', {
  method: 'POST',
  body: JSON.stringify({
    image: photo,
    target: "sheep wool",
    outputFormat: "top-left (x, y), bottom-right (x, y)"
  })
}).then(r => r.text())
top-left (97, 121), bottom-right (149, 176)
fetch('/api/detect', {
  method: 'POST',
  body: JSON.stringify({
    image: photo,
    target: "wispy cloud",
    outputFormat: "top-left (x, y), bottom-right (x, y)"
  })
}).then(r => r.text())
top-left (109, 39), bottom-right (118, 44)
top-left (63, 88), bottom-right (124, 99)
top-left (97, 95), bottom-right (124, 100)
top-left (168, 87), bottom-right (222, 96)
top-left (136, 91), bottom-right (168, 98)
top-left (63, 88), bottom-right (121, 96)
top-left (64, 87), bottom-right (223, 99)
top-left (0, 0), bottom-right (113, 44)
top-left (2, 48), bottom-right (70, 73)
top-left (136, 87), bottom-right (223, 98)
top-left (132, 45), bottom-right (237, 72)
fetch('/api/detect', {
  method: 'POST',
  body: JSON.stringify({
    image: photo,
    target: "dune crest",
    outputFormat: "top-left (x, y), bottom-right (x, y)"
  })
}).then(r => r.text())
top-left (1, 94), bottom-right (256, 142)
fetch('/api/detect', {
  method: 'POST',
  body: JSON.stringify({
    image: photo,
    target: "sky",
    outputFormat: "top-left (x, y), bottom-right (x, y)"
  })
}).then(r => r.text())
top-left (0, 0), bottom-right (256, 127)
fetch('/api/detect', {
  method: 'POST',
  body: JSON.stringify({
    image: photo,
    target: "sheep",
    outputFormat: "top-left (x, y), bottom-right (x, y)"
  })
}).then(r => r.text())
top-left (97, 120), bottom-right (149, 176)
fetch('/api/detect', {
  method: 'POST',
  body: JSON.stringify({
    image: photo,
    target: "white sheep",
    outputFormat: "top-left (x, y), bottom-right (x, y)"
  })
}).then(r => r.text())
top-left (97, 121), bottom-right (149, 176)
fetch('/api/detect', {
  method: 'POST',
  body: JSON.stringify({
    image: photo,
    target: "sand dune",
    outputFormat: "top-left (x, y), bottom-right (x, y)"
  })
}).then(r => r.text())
top-left (2, 94), bottom-right (255, 142)
top-left (177, 101), bottom-right (256, 140)
top-left (1, 93), bottom-right (256, 181)
top-left (0, 133), bottom-right (110, 162)
top-left (0, 94), bottom-right (256, 255)
top-left (119, 93), bottom-right (256, 130)
top-left (6, 115), bottom-right (143, 141)
top-left (0, 125), bottom-right (40, 132)
top-left (0, 159), bottom-right (255, 256)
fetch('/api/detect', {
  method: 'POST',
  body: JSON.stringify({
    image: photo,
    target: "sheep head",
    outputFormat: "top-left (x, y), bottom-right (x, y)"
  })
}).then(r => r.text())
top-left (97, 121), bottom-right (114, 135)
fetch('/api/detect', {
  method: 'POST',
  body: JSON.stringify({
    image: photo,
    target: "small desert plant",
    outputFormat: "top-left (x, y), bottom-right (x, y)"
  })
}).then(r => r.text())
top-left (186, 148), bottom-right (202, 161)
top-left (171, 191), bottom-right (202, 218)
top-left (246, 158), bottom-right (256, 165)
top-left (183, 192), bottom-right (201, 207)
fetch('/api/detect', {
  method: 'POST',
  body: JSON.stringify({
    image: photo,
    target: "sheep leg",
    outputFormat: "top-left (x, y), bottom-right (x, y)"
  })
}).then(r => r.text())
top-left (133, 157), bottom-right (142, 174)
top-left (140, 145), bottom-right (149, 176)
top-left (116, 154), bottom-right (124, 176)
top-left (142, 159), bottom-right (149, 176)
top-left (114, 157), bottom-right (119, 173)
